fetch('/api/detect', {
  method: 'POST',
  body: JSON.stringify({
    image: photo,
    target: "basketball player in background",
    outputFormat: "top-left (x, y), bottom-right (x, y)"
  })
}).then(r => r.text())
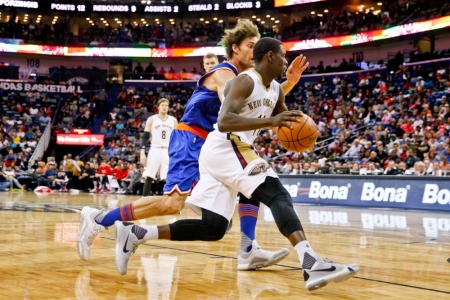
top-left (140, 98), bottom-right (178, 196)
top-left (203, 53), bottom-right (219, 72)
top-left (114, 38), bottom-right (359, 291)
top-left (78, 19), bottom-right (308, 270)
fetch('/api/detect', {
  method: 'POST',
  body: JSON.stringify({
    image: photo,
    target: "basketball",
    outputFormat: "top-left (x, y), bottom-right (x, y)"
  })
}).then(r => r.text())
top-left (277, 114), bottom-right (318, 152)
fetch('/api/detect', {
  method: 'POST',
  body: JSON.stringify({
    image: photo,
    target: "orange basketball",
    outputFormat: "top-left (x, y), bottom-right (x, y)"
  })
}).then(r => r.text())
top-left (277, 115), bottom-right (318, 152)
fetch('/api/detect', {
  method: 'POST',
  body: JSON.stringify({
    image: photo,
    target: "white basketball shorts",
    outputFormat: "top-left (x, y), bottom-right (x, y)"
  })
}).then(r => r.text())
top-left (186, 132), bottom-right (277, 221)
top-left (143, 147), bottom-right (169, 180)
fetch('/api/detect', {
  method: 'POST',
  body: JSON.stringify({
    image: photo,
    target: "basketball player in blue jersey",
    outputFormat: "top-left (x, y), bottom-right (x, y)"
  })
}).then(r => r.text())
top-left (77, 19), bottom-right (309, 269)
top-left (202, 53), bottom-right (219, 72)
top-left (114, 38), bottom-right (359, 291)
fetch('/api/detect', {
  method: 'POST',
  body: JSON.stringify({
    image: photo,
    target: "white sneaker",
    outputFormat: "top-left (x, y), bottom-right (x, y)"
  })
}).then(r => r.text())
top-left (114, 221), bottom-right (146, 275)
top-left (303, 254), bottom-right (359, 291)
top-left (77, 206), bottom-right (103, 261)
top-left (237, 240), bottom-right (289, 271)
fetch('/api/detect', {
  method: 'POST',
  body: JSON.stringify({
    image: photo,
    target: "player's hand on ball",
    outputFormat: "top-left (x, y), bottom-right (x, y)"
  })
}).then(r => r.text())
top-left (272, 110), bottom-right (303, 128)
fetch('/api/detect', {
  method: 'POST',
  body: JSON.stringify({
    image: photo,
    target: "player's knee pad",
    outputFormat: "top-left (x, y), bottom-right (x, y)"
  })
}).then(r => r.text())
top-left (201, 209), bottom-right (229, 241)
top-left (252, 177), bottom-right (303, 238)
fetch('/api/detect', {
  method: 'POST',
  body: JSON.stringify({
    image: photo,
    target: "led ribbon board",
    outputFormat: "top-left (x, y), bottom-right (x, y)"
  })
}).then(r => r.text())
top-left (0, 16), bottom-right (449, 57)
top-left (274, 0), bottom-right (324, 8)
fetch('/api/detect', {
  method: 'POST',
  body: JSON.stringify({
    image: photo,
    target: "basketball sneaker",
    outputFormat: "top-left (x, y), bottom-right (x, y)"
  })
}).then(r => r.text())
top-left (115, 221), bottom-right (147, 275)
top-left (77, 206), bottom-right (103, 261)
top-left (302, 253), bottom-right (359, 291)
top-left (237, 240), bottom-right (289, 270)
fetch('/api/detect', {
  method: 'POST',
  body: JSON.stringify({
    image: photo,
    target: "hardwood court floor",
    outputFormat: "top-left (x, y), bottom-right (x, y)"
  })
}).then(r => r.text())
top-left (0, 192), bottom-right (449, 299)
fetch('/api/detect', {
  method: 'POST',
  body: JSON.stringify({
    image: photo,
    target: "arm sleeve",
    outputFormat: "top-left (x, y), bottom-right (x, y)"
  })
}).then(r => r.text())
top-left (141, 131), bottom-right (150, 149)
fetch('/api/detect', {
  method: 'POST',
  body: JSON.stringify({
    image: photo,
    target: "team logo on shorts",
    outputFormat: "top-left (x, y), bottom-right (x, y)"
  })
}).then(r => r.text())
top-left (248, 162), bottom-right (269, 176)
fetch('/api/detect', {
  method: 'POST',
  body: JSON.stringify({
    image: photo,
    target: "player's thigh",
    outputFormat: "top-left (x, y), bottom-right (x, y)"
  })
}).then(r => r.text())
top-left (143, 148), bottom-right (162, 179)
top-left (165, 130), bottom-right (204, 194)
top-left (159, 148), bottom-right (170, 180)
top-left (186, 170), bottom-right (238, 222)
top-left (201, 134), bottom-right (276, 199)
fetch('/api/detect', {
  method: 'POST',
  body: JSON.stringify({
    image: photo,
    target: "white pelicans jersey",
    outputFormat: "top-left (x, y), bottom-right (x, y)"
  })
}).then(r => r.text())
top-left (214, 69), bottom-right (280, 145)
top-left (150, 115), bottom-right (176, 148)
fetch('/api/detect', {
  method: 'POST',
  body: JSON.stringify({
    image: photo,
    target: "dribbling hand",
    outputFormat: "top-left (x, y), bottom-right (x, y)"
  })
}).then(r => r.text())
top-left (272, 110), bottom-right (303, 129)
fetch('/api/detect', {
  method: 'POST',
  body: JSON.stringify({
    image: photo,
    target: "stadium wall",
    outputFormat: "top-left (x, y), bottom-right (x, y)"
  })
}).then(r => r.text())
top-left (279, 175), bottom-right (450, 212)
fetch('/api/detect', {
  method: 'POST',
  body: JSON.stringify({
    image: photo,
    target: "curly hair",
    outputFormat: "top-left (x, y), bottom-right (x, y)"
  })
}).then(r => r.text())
top-left (219, 19), bottom-right (260, 59)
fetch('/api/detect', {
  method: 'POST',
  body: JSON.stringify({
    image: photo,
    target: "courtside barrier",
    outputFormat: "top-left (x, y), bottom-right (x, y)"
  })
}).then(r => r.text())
top-left (279, 175), bottom-right (450, 212)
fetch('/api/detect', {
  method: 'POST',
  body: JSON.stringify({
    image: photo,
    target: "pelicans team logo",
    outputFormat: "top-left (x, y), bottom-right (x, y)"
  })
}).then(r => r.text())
top-left (248, 162), bottom-right (269, 176)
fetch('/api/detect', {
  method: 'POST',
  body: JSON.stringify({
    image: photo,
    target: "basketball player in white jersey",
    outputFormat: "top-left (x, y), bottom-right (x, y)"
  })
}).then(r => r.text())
top-left (140, 98), bottom-right (178, 196)
top-left (115, 38), bottom-right (359, 291)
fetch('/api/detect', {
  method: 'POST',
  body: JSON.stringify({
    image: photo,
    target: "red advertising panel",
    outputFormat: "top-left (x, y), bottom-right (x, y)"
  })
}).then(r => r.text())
top-left (57, 134), bottom-right (104, 145)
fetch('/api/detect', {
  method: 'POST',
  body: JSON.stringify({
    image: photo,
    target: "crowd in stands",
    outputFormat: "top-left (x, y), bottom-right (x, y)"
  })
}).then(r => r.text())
top-left (256, 59), bottom-right (450, 176)
top-left (99, 56), bottom-right (450, 181)
top-left (1, 66), bottom-right (449, 194)
top-left (101, 84), bottom-right (191, 141)
top-left (52, 90), bottom-right (105, 134)
top-left (42, 153), bottom-right (159, 194)
top-left (1, 0), bottom-right (449, 48)
top-left (283, 0), bottom-right (449, 42)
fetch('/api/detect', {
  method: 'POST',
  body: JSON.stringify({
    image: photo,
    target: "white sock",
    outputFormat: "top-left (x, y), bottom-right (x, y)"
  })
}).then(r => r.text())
top-left (294, 240), bottom-right (317, 269)
top-left (137, 225), bottom-right (159, 241)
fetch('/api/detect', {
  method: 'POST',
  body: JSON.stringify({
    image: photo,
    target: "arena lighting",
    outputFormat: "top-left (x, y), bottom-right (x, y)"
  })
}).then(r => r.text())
top-left (1, 15), bottom-right (449, 57)
top-left (274, 0), bottom-right (323, 8)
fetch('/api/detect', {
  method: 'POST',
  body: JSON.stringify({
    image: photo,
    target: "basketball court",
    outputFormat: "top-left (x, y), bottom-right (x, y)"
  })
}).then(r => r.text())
top-left (1, 192), bottom-right (449, 299)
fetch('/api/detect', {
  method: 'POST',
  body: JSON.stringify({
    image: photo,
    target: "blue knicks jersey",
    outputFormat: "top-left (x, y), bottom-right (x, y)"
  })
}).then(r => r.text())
top-left (180, 62), bottom-right (238, 132)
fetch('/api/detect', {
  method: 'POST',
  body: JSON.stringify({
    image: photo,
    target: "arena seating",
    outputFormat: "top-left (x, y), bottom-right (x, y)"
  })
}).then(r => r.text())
top-left (0, 0), bottom-right (449, 48)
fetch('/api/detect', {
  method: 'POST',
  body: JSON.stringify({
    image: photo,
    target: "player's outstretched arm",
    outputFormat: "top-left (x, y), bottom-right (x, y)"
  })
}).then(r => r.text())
top-left (280, 54), bottom-right (309, 95)
top-left (217, 75), bottom-right (302, 132)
